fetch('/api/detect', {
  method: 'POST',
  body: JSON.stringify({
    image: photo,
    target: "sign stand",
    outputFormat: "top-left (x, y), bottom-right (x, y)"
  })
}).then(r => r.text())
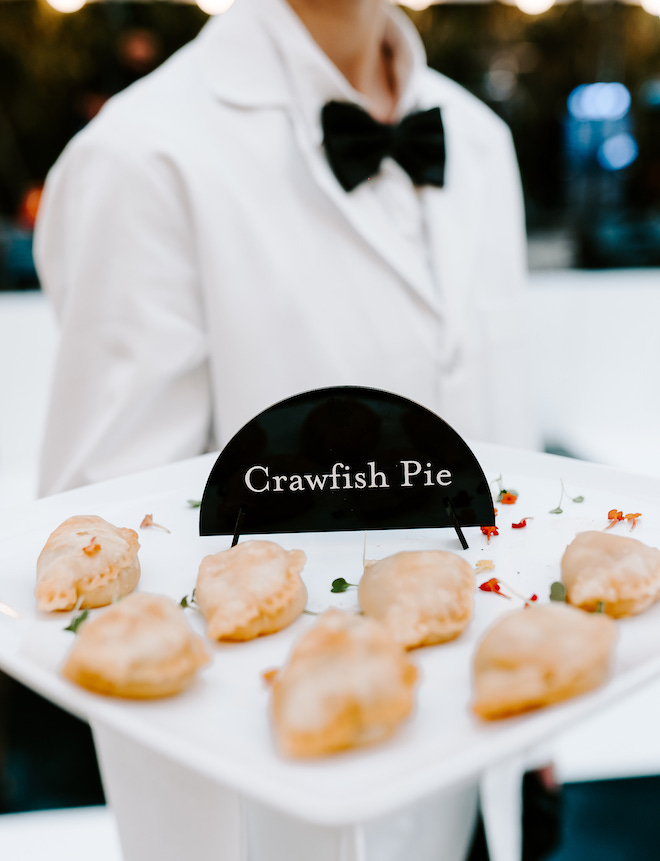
top-left (444, 498), bottom-right (469, 550)
top-left (231, 506), bottom-right (246, 548)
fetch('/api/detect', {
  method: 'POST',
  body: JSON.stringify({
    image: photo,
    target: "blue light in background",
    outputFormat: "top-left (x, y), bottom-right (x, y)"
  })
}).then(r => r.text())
top-left (597, 133), bottom-right (639, 170)
top-left (567, 82), bottom-right (631, 122)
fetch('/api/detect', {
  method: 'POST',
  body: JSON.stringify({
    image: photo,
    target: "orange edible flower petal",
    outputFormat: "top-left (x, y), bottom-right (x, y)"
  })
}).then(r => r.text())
top-left (624, 512), bottom-right (642, 530)
top-left (478, 577), bottom-right (511, 599)
top-left (140, 514), bottom-right (171, 533)
top-left (262, 668), bottom-right (279, 687)
top-left (500, 492), bottom-right (517, 505)
top-left (605, 510), bottom-right (624, 529)
top-left (512, 517), bottom-right (533, 529)
top-left (475, 559), bottom-right (495, 573)
top-left (479, 577), bottom-right (501, 593)
top-left (82, 537), bottom-right (100, 556)
top-left (480, 526), bottom-right (499, 543)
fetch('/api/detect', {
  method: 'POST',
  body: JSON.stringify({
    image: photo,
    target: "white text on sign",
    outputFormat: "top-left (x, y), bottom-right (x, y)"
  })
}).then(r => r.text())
top-left (244, 461), bottom-right (452, 493)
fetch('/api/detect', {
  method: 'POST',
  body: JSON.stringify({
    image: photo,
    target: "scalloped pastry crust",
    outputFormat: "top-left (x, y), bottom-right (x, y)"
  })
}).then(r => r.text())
top-left (472, 602), bottom-right (616, 720)
top-left (195, 540), bottom-right (307, 641)
top-left (62, 593), bottom-right (210, 698)
top-left (36, 515), bottom-right (140, 612)
top-left (358, 550), bottom-right (474, 649)
top-left (271, 610), bottom-right (417, 757)
top-left (562, 530), bottom-right (660, 617)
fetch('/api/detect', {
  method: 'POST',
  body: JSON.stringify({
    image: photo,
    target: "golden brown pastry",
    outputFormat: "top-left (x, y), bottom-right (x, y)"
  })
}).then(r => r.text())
top-left (271, 610), bottom-right (417, 757)
top-left (195, 540), bottom-right (307, 641)
top-left (561, 530), bottom-right (660, 617)
top-left (472, 602), bottom-right (616, 720)
top-left (62, 593), bottom-right (210, 698)
top-left (358, 550), bottom-right (474, 649)
top-left (36, 515), bottom-right (140, 612)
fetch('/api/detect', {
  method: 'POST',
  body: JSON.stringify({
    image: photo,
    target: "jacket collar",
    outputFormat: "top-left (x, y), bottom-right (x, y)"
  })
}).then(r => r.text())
top-left (195, 0), bottom-right (454, 316)
top-left (196, 0), bottom-right (426, 112)
top-left (195, 0), bottom-right (290, 108)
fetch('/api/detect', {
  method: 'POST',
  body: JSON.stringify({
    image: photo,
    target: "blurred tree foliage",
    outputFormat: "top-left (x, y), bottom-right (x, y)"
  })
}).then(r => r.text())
top-left (0, 0), bottom-right (659, 229)
top-left (406, 2), bottom-right (660, 227)
top-left (0, 0), bottom-right (206, 214)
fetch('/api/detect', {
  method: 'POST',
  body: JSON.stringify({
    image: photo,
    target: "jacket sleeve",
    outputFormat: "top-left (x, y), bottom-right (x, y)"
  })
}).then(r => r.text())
top-left (34, 129), bottom-right (212, 495)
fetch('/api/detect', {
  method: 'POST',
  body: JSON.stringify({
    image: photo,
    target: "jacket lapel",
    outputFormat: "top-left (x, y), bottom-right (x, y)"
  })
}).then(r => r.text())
top-left (288, 115), bottom-right (444, 316)
top-left (420, 162), bottom-right (477, 355)
top-left (416, 75), bottom-right (488, 352)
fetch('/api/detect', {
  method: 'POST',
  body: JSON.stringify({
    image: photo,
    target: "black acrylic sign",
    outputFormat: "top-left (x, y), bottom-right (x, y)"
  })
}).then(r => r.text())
top-left (199, 386), bottom-right (495, 540)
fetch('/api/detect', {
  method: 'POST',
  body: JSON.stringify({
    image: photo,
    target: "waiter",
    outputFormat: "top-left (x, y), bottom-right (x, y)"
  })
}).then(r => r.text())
top-left (35, 0), bottom-right (537, 497)
top-left (34, 2), bottom-right (538, 858)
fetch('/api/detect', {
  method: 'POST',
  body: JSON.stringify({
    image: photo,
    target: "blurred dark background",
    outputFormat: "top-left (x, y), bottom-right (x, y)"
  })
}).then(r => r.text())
top-left (413, 1), bottom-right (660, 268)
top-left (1, 0), bottom-right (660, 289)
top-left (0, 0), bottom-right (207, 288)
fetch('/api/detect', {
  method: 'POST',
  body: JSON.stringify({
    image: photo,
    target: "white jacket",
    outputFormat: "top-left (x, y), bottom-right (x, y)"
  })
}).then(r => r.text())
top-left (35, 0), bottom-right (536, 495)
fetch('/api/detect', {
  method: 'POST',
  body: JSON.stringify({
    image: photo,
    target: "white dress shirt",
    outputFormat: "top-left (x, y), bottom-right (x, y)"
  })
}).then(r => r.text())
top-left (263, 0), bottom-right (435, 286)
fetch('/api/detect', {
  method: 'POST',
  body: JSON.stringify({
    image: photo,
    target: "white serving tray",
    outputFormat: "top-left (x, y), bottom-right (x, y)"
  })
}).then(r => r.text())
top-left (2, 442), bottom-right (660, 826)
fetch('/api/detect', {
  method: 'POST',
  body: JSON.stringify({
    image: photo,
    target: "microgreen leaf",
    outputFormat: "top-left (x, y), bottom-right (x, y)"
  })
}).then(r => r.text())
top-left (549, 581), bottom-right (566, 602)
top-left (596, 601), bottom-right (605, 614)
top-left (550, 480), bottom-right (583, 514)
top-left (331, 578), bottom-right (357, 593)
top-left (180, 588), bottom-right (198, 609)
top-left (64, 609), bottom-right (89, 634)
top-left (187, 499), bottom-right (202, 509)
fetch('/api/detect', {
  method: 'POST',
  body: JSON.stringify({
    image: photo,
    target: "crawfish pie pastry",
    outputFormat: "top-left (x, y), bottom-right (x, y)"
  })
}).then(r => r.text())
top-left (271, 610), bottom-right (417, 757)
top-left (195, 540), bottom-right (307, 641)
top-left (358, 550), bottom-right (474, 649)
top-left (562, 530), bottom-right (660, 617)
top-left (36, 515), bottom-right (140, 612)
top-left (472, 602), bottom-right (616, 720)
top-left (63, 593), bottom-right (210, 698)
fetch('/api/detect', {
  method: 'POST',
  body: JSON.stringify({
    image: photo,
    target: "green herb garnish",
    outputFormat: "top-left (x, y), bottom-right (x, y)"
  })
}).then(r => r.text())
top-left (596, 601), bottom-right (605, 614)
top-left (64, 609), bottom-right (89, 634)
top-left (187, 499), bottom-right (202, 509)
top-left (180, 588), bottom-right (198, 609)
top-left (330, 578), bottom-right (358, 593)
top-left (549, 581), bottom-right (566, 602)
top-left (549, 479), bottom-right (584, 514)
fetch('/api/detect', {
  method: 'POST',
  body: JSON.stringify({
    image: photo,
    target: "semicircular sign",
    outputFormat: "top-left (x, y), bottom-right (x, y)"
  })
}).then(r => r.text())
top-left (199, 386), bottom-right (495, 536)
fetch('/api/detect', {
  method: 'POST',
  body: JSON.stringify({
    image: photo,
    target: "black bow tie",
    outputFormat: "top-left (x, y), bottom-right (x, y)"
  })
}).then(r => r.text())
top-left (321, 101), bottom-right (446, 192)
